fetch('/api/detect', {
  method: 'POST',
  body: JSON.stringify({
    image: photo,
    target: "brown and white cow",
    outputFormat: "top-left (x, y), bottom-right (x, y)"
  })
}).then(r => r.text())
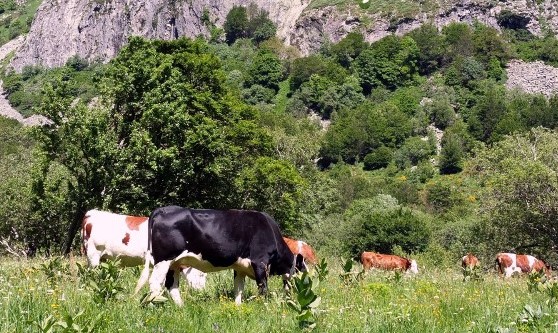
top-left (495, 252), bottom-right (550, 278)
top-left (82, 209), bottom-right (207, 289)
top-left (360, 251), bottom-right (418, 274)
top-left (462, 253), bottom-right (479, 269)
top-left (282, 237), bottom-right (317, 272)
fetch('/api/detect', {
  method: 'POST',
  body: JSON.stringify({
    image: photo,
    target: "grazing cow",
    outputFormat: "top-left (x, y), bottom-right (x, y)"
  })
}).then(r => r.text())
top-left (495, 252), bottom-right (551, 278)
top-left (81, 209), bottom-right (207, 289)
top-left (360, 251), bottom-right (419, 274)
top-left (282, 237), bottom-right (318, 272)
top-left (136, 206), bottom-right (296, 305)
top-left (462, 253), bottom-right (479, 269)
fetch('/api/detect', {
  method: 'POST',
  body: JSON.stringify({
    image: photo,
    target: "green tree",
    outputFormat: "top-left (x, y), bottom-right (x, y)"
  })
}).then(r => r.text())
top-left (236, 157), bottom-right (305, 234)
top-left (472, 23), bottom-right (510, 65)
top-left (442, 22), bottom-right (474, 63)
top-left (352, 35), bottom-right (419, 92)
top-left (247, 8), bottom-right (277, 44)
top-left (224, 6), bottom-right (248, 44)
top-left (330, 32), bottom-right (366, 68)
top-left (342, 195), bottom-right (431, 258)
top-left (394, 136), bottom-right (434, 169)
top-left (363, 146), bottom-right (392, 171)
top-left (33, 37), bottom-right (276, 253)
top-left (470, 127), bottom-right (558, 254)
top-left (290, 55), bottom-right (347, 91)
top-left (247, 50), bottom-right (284, 91)
top-left (408, 23), bottom-right (446, 75)
top-left (439, 131), bottom-right (463, 174)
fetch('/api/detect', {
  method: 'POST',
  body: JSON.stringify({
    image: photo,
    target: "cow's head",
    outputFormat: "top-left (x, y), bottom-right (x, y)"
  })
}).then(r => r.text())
top-left (295, 254), bottom-right (308, 272)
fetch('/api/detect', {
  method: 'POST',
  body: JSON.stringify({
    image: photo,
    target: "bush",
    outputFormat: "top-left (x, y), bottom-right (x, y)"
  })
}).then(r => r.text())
top-left (241, 84), bottom-right (276, 105)
top-left (394, 136), bottom-right (434, 169)
top-left (342, 195), bottom-right (431, 258)
top-left (66, 55), bottom-right (89, 71)
top-left (363, 146), bottom-right (392, 170)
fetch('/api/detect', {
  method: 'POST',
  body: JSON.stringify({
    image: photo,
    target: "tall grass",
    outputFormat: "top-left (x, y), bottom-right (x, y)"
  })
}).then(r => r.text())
top-left (0, 256), bottom-right (555, 332)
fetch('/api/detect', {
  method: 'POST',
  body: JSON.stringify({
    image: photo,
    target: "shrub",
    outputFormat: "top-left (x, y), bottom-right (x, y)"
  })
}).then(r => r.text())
top-left (342, 195), bottom-right (430, 258)
top-left (363, 146), bottom-right (392, 170)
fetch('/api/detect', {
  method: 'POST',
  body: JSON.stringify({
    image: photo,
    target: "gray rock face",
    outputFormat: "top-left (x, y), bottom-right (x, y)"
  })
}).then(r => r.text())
top-left (8, 0), bottom-right (558, 71)
top-left (506, 59), bottom-right (558, 97)
top-left (9, 0), bottom-right (310, 72)
top-left (291, 0), bottom-right (558, 55)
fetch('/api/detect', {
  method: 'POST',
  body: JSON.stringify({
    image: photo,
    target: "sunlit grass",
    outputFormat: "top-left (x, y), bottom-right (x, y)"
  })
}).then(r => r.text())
top-left (0, 256), bottom-right (554, 332)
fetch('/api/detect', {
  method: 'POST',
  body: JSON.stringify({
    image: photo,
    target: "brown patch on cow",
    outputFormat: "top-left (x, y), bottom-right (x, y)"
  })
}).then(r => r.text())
top-left (122, 233), bottom-right (130, 245)
top-left (496, 253), bottom-right (513, 275)
top-left (84, 223), bottom-right (93, 241)
top-left (361, 252), bottom-right (411, 271)
top-left (533, 259), bottom-right (551, 277)
top-left (283, 237), bottom-right (298, 253)
top-left (81, 218), bottom-right (93, 256)
top-left (462, 253), bottom-right (479, 269)
top-left (301, 243), bottom-right (318, 265)
top-left (282, 237), bottom-right (318, 265)
top-left (516, 255), bottom-right (531, 273)
top-left (125, 216), bottom-right (147, 231)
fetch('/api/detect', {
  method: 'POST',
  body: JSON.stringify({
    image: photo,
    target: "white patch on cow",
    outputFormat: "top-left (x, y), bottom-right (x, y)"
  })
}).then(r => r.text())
top-left (526, 255), bottom-right (536, 270)
top-left (83, 209), bottom-right (148, 267)
top-left (172, 250), bottom-right (255, 278)
top-left (169, 270), bottom-right (183, 306)
top-left (297, 241), bottom-right (303, 254)
top-left (147, 250), bottom-right (256, 305)
top-left (409, 260), bottom-right (419, 274)
top-left (181, 267), bottom-right (207, 290)
top-left (500, 253), bottom-right (521, 278)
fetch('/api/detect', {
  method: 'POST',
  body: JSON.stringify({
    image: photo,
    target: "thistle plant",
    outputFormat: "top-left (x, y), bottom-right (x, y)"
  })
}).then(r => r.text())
top-left (78, 258), bottom-right (124, 304)
top-left (462, 265), bottom-right (483, 282)
top-left (339, 258), bottom-right (364, 285)
top-left (315, 258), bottom-right (329, 282)
top-left (286, 271), bottom-right (322, 331)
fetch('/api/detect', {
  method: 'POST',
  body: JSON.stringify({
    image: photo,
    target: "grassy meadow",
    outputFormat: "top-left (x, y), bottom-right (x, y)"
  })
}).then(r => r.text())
top-left (1, 255), bottom-right (558, 333)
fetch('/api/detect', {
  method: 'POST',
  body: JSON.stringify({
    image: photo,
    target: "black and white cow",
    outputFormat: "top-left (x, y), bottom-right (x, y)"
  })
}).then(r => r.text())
top-left (136, 206), bottom-right (296, 305)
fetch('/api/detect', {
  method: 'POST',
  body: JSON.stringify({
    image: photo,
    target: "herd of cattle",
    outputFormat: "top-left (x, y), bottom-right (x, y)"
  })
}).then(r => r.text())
top-left (81, 207), bottom-right (552, 306)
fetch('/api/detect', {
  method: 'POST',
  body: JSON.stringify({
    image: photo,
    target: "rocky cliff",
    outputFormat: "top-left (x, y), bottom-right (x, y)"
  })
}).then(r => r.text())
top-left (8, 0), bottom-right (558, 72)
top-left (9, 0), bottom-right (310, 71)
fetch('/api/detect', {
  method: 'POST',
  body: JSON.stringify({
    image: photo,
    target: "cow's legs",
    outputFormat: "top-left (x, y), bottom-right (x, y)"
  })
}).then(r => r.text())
top-left (165, 269), bottom-right (183, 306)
top-left (233, 271), bottom-right (245, 306)
top-left (149, 260), bottom-right (171, 297)
top-left (87, 249), bottom-right (101, 267)
top-left (251, 262), bottom-right (268, 295)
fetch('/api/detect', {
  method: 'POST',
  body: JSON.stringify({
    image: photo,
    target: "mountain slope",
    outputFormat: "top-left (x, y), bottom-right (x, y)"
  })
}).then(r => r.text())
top-left (7, 0), bottom-right (558, 72)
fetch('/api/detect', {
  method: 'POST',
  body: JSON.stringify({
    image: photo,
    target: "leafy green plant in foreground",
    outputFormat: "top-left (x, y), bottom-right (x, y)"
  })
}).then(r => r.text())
top-left (315, 258), bottom-right (329, 282)
top-left (77, 258), bottom-right (124, 304)
top-left (286, 271), bottom-right (322, 331)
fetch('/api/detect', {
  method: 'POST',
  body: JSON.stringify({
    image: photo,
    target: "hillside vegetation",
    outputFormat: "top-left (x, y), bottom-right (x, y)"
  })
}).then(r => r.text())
top-left (0, 0), bottom-right (41, 45)
top-left (3, 4), bottom-right (558, 262)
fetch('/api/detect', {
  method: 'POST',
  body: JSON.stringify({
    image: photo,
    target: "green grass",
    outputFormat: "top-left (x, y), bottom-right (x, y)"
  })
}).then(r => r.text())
top-left (0, 0), bottom-right (42, 45)
top-left (1, 256), bottom-right (556, 332)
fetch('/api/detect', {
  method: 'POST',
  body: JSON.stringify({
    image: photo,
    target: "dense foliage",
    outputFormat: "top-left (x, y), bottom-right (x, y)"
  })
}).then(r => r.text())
top-left (3, 4), bottom-right (558, 268)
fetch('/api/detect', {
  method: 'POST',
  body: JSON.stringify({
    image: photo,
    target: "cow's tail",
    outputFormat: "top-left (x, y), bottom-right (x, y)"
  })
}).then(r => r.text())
top-left (134, 212), bottom-right (155, 295)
